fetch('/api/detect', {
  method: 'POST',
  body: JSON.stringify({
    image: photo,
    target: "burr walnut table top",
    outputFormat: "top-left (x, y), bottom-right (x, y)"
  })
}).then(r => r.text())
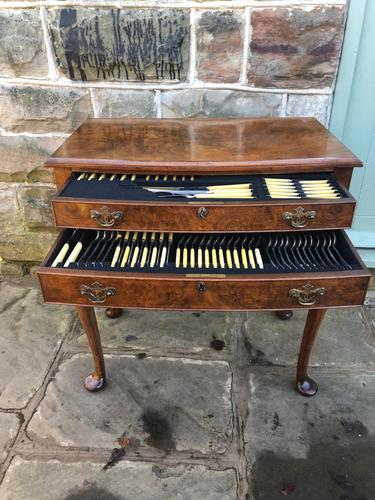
top-left (46, 117), bottom-right (361, 171)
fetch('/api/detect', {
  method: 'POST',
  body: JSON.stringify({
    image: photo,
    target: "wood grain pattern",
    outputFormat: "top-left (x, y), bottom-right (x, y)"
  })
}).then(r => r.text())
top-left (46, 118), bottom-right (361, 171)
top-left (38, 268), bottom-right (370, 310)
top-left (51, 196), bottom-right (356, 232)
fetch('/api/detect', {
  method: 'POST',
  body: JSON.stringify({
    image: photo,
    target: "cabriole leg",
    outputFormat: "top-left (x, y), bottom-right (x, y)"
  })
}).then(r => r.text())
top-left (76, 306), bottom-right (106, 392)
top-left (275, 310), bottom-right (293, 320)
top-left (296, 308), bottom-right (326, 397)
top-left (105, 307), bottom-right (123, 319)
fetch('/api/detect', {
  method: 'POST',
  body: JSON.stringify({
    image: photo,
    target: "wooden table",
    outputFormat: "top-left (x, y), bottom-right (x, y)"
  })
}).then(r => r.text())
top-left (37, 117), bottom-right (371, 396)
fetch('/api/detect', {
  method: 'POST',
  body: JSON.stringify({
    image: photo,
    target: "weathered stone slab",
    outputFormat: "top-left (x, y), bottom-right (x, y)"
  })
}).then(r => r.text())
top-left (248, 6), bottom-right (345, 89)
top-left (197, 10), bottom-right (244, 83)
top-left (17, 185), bottom-right (55, 229)
top-left (0, 183), bottom-right (22, 237)
top-left (0, 9), bottom-right (48, 78)
top-left (49, 8), bottom-right (190, 82)
top-left (0, 135), bottom-right (64, 181)
top-left (94, 89), bottom-right (157, 118)
top-left (243, 309), bottom-right (375, 368)
top-left (161, 89), bottom-right (282, 118)
top-left (0, 85), bottom-right (92, 133)
top-left (0, 283), bottom-right (74, 409)
top-left (0, 413), bottom-right (19, 464)
top-left (28, 354), bottom-right (232, 453)
top-left (286, 93), bottom-right (331, 126)
top-left (75, 309), bottom-right (234, 356)
top-left (0, 458), bottom-right (237, 500)
top-left (245, 371), bottom-right (375, 499)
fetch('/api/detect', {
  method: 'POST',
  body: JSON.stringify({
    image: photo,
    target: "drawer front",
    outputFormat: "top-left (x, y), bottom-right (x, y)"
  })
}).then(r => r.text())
top-left (52, 198), bottom-right (355, 232)
top-left (38, 271), bottom-right (368, 310)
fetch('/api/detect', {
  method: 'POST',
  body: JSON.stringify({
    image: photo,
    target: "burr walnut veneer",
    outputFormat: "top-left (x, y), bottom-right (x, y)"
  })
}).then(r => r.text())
top-left (38, 117), bottom-right (370, 397)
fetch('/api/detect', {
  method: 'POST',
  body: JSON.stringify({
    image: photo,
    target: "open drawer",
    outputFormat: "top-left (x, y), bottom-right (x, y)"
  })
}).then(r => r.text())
top-left (51, 172), bottom-right (356, 232)
top-left (38, 228), bottom-right (370, 311)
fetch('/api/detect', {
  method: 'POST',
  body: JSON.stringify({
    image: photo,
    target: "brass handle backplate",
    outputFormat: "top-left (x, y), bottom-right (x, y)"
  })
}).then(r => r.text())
top-left (80, 281), bottom-right (116, 304)
top-left (289, 283), bottom-right (326, 306)
top-left (282, 206), bottom-right (316, 228)
top-left (90, 206), bottom-right (123, 227)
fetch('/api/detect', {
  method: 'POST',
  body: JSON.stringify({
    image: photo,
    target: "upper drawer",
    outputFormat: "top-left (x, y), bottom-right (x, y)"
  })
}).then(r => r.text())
top-left (51, 172), bottom-right (356, 232)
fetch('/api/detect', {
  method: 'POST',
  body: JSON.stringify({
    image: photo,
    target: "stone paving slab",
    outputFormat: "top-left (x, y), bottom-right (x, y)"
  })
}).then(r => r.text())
top-left (0, 457), bottom-right (237, 500)
top-left (0, 413), bottom-right (20, 465)
top-left (28, 354), bottom-right (232, 454)
top-left (74, 309), bottom-right (235, 356)
top-left (243, 308), bottom-right (375, 368)
top-left (0, 283), bottom-right (74, 409)
top-left (245, 370), bottom-right (375, 500)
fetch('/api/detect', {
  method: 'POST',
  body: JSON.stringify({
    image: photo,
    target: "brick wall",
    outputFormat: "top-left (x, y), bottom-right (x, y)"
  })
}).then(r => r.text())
top-left (0, 0), bottom-right (347, 275)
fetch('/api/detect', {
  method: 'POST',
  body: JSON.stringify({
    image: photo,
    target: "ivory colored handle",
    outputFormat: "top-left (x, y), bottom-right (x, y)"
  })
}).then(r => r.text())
top-left (183, 248), bottom-right (188, 268)
top-left (241, 248), bottom-right (248, 269)
top-left (248, 249), bottom-right (256, 269)
top-left (255, 248), bottom-right (264, 269)
top-left (233, 249), bottom-right (241, 269)
top-left (130, 246), bottom-right (140, 267)
top-left (121, 246), bottom-right (131, 267)
top-left (190, 248), bottom-right (195, 268)
top-left (140, 247), bottom-right (148, 268)
top-left (212, 249), bottom-right (218, 269)
top-left (64, 242), bottom-right (82, 267)
top-left (226, 249), bottom-right (233, 269)
top-left (150, 246), bottom-right (158, 268)
top-left (176, 247), bottom-right (181, 268)
top-left (219, 248), bottom-right (225, 269)
top-left (198, 248), bottom-right (203, 268)
top-left (205, 248), bottom-right (210, 268)
top-left (111, 245), bottom-right (121, 267)
top-left (52, 243), bottom-right (69, 267)
top-left (160, 246), bottom-right (167, 268)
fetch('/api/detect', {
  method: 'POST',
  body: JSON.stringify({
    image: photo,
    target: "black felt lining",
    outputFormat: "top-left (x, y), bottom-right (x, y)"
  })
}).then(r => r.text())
top-left (47, 229), bottom-right (360, 275)
top-left (59, 173), bottom-right (347, 202)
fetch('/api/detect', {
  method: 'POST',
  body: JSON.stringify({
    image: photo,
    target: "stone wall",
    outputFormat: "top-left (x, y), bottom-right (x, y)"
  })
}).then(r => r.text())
top-left (0, 0), bottom-right (347, 274)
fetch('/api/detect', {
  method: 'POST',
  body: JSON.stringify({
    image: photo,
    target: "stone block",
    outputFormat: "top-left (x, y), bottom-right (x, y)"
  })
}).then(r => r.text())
top-left (0, 229), bottom-right (58, 262)
top-left (0, 283), bottom-right (74, 409)
top-left (28, 354), bottom-right (232, 453)
top-left (17, 185), bottom-right (55, 229)
top-left (0, 183), bottom-right (22, 237)
top-left (0, 9), bottom-right (48, 78)
top-left (197, 10), bottom-right (244, 83)
top-left (0, 135), bottom-right (64, 180)
top-left (0, 85), bottom-right (92, 133)
top-left (48, 8), bottom-right (190, 82)
top-left (286, 94), bottom-right (331, 126)
top-left (248, 6), bottom-right (345, 89)
top-left (75, 309), bottom-right (235, 356)
top-left (161, 89), bottom-right (282, 118)
top-left (0, 413), bottom-right (19, 464)
top-left (0, 458), bottom-right (237, 500)
top-left (245, 371), bottom-right (375, 499)
top-left (94, 89), bottom-right (157, 118)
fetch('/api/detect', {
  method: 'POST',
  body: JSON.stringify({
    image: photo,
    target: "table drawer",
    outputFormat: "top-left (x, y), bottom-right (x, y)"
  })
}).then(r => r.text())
top-left (38, 270), bottom-right (368, 311)
top-left (38, 229), bottom-right (370, 311)
top-left (51, 172), bottom-right (356, 232)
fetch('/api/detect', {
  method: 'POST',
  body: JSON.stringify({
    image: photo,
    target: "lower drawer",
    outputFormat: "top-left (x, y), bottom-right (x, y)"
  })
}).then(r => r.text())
top-left (38, 229), bottom-right (370, 311)
top-left (38, 270), bottom-right (368, 311)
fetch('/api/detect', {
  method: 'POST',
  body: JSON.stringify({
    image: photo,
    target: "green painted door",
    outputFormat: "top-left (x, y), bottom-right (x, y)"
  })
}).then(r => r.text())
top-left (330, 0), bottom-right (375, 266)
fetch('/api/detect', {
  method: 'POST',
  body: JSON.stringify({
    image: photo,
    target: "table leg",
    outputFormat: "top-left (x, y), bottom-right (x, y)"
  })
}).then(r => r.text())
top-left (76, 306), bottom-right (106, 392)
top-left (105, 307), bottom-right (123, 319)
top-left (296, 308), bottom-right (326, 397)
top-left (275, 310), bottom-right (293, 320)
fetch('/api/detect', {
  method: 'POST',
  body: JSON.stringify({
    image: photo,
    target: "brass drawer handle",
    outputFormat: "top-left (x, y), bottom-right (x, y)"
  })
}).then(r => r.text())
top-left (80, 281), bottom-right (116, 304)
top-left (90, 206), bottom-right (123, 227)
top-left (198, 207), bottom-right (208, 220)
top-left (282, 206), bottom-right (316, 228)
top-left (289, 283), bottom-right (326, 306)
top-left (197, 282), bottom-right (206, 293)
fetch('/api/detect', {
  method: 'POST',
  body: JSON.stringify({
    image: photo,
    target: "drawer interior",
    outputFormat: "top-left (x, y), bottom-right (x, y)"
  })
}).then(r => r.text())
top-left (46, 228), bottom-right (361, 275)
top-left (58, 172), bottom-right (349, 202)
